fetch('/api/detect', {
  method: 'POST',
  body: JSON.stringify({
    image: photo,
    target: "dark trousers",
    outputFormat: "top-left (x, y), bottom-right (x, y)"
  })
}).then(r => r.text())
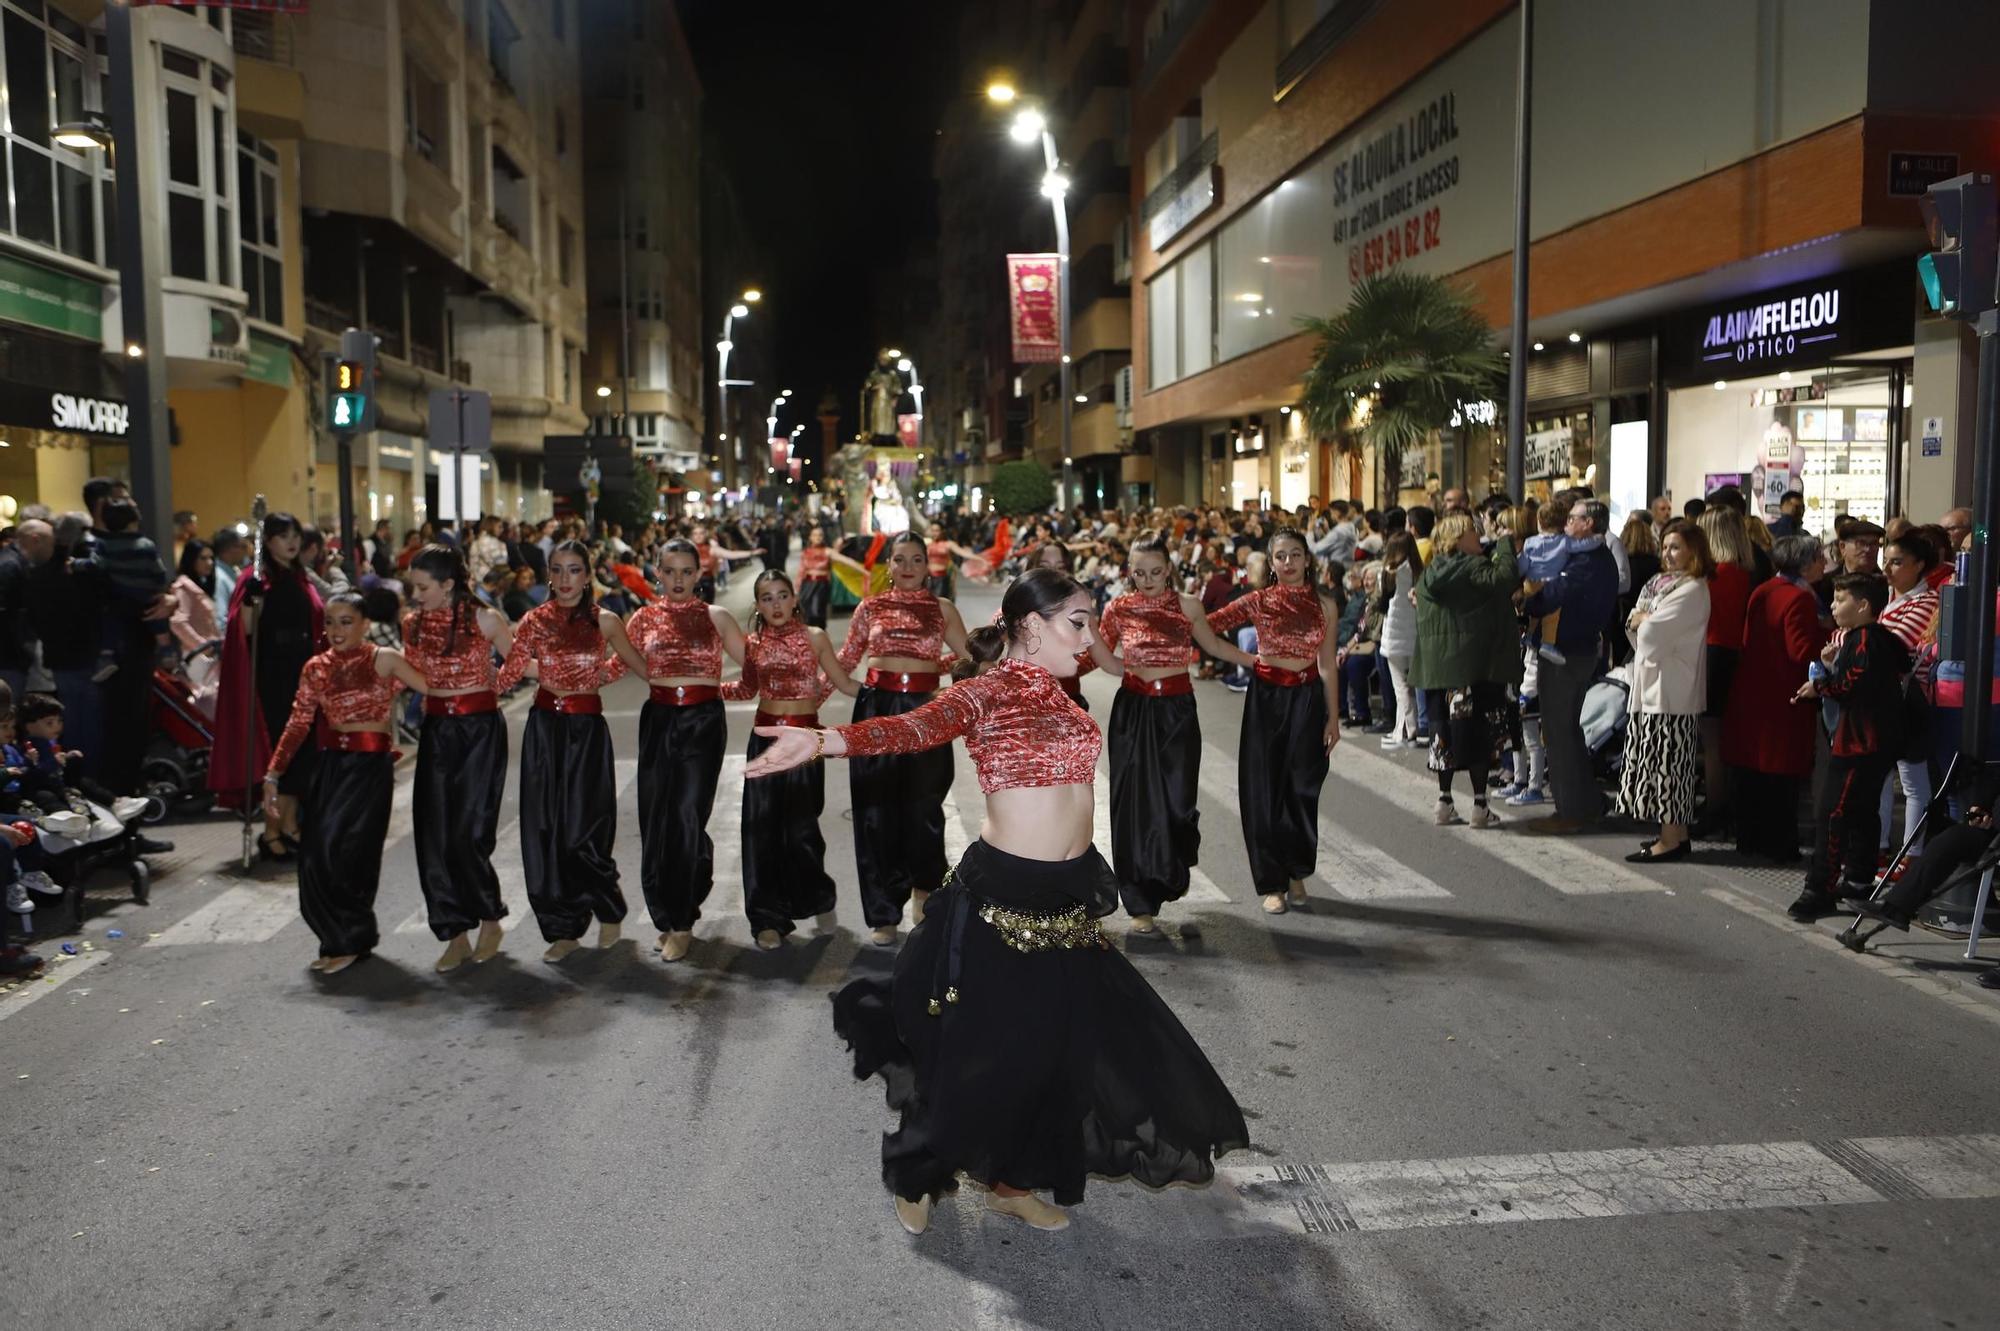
top-left (298, 749), bottom-right (392, 958)
top-left (1804, 752), bottom-right (1899, 901)
top-left (519, 709), bottom-right (626, 942)
top-left (1731, 767), bottom-right (1804, 861)
top-left (742, 729), bottom-right (837, 935)
top-left (1540, 652), bottom-right (1602, 822)
top-left (849, 685), bottom-right (953, 927)
top-left (1107, 688), bottom-right (1201, 916)
top-left (1238, 675), bottom-right (1330, 895)
top-left (1339, 652), bottom-right (1375, 723)
top-left (1877, 818), bottom-right (1996, 920)
top-left (798, 578), bottom-right (830, 629)
top-left (413, 711), bottom-right (509, 939)
top-left (50, 667), bottom-right (104, 791)
top-left (637, 699), bottom-right (726, 933)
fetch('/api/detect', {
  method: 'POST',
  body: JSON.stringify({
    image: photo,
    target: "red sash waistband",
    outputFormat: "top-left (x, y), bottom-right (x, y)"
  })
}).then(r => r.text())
top-left (649, 684), bottom-right (720, 706)
top-left (322, 728), bottom-right (394, 754)
top-left (1254, 661), bottom-right (1321, 688)
top-left (865, 669), bottom-right (939, 693)
top-left (424, 690), bottom-right (498, 717)
top-left (754, 710), bottom-right (820, 729)
top-left (534, 688), bottom-right (603, 715)
top-left (1121, 671), bottom-right (1193, 697)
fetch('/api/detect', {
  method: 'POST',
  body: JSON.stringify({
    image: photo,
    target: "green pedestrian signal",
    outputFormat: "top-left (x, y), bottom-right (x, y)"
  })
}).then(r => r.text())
top-left (1917, 173), bottom-right (1996, 322)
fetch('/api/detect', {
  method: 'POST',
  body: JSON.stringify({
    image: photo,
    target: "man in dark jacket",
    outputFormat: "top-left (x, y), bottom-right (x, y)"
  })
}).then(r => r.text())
top-left (25, 517), bottom-right (108, 783)
top-left (1522, 498), bottom-right (1619, 833)
top-left (0, 522), bottom-right (41, 699)
top-left (1789, 572), bottom-right (1907, 920)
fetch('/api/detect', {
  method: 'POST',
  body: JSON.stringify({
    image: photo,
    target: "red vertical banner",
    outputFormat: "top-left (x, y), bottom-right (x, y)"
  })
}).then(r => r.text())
top-left (896, 413), bottom-right (920, 448)
top-left (788, 458), bottom-right (803, 481)
top-left (1007, 253), bottom-right (1062, 363)
top-left (769, 439), bottom-right (788, 473)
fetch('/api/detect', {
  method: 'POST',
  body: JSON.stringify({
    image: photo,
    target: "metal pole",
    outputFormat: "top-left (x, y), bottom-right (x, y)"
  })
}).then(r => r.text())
top-left (455, 390), bottom-right (471, 536)
top-left (336, 433), bottom-right (356, 566)
top-left (1504, 0), bottom-right (1533, 498)
top-left (719, 313), bottom-right (731, 491)
top-left (105, 3), bottom-right (173, 560)
top-left (1960, 315), bottom-right (2000, 765)
top-left (1043, 130), bottom-right (1073, 515)
top-left (618, 184), bottom-right (632, 434)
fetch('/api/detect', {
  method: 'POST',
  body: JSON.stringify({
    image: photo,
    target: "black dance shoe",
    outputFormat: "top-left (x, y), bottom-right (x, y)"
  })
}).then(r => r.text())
top-left (1786, 890), bottom-right (1838, 922)
top-left (1625, 840), bottom-right (1689, 864)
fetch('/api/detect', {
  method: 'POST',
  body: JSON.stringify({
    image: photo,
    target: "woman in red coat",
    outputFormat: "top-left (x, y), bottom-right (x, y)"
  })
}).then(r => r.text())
top-left (1722, 533), bottom-right (1829, 862)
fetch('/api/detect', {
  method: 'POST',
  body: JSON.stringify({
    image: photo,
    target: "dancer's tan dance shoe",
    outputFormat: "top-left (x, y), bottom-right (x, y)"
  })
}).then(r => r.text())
top-left (1260, 894), bottom-right (1287, 914)
top-left (894, 1195), bottom-right (932, 1235)
top-left (985, 1191), bottom-right (1069, 1231)
top-left (542, 939), bottom-right (581, 963)
top-left (596, 920), bottom-right (621, 949)
top-left (660, 930), bottom-right (693, 962)
top-left (868, 926), bottom-right (898, 947)
top-left (1286, 878), bottom-right (1308, 907)
top-left (1128, 914), bottom-right (1158, 936)
top-left (754, 929), bottom-right (783, 950)
top-left (911, 889), bottom-right (930, 926)
top-left (435, 935), bottom-right (473, 973)
top-left (318, 954), bottom-right (360, 976)
top-left (472, 921), bottom-right (504, 962)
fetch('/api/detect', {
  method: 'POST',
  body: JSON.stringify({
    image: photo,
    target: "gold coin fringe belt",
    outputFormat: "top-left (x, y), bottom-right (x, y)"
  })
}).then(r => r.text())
top-left (926, 870), bottom-right (1105, 1015)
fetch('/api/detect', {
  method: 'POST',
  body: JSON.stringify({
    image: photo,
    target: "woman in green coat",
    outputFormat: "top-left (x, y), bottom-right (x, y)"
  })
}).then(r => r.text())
top-left (1410, 513), bottom-right (1521, 828)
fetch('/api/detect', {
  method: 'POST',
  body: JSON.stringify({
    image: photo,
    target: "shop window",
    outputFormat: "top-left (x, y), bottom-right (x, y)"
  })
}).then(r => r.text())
top-left (1, 2), bottom-right (109, 263)
top-left (160, 44), bottom-right (234, 287)
top-left (236, 132), bottom-right (283, 325)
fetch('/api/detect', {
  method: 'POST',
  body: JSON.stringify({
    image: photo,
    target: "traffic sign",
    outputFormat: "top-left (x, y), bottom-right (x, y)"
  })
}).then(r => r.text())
top-left (427, 388), bottom-right (492, 453)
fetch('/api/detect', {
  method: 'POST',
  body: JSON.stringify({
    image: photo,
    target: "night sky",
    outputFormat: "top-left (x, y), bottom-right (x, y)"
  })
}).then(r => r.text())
top-left (677, 0), bottom-right (958, 442)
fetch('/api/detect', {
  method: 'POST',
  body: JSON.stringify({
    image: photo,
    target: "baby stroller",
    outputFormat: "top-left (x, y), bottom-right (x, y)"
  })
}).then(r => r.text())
top-left (142, 659), bottom-right (215, 822)
top-left (9, 793), bottom-right (156, 934)
top-left (1582, 665), bottom-right (1631, 782)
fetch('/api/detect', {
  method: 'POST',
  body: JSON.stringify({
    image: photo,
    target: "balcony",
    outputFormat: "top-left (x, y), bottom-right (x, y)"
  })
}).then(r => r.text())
top-left (231, 11), bottom-right (293, 66)
top-left (1138, 0), bottom-right (1208, 87)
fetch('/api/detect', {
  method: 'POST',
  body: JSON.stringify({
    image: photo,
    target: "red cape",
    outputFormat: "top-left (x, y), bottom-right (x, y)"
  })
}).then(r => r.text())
top-left (208, 568), bottom-right (324, 808)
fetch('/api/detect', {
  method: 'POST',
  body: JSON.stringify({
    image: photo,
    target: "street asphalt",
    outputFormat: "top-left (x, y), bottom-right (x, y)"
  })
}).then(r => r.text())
top-left (5, 567), bottom-right (1999, 1331)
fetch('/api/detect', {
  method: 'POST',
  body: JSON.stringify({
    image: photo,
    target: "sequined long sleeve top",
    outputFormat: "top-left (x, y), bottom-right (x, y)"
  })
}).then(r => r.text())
top-left (800, 546), bottom-right (831, 580)
top-left (836, 587), bottom-right (946, 671)
top-left (495, 601), bottom-right (626, 694)
top-left (1205, 584), bottom-right (1328, 660)
top-left (401, 606), bottom-right (495, 691)
top-left (268, 645), bottom-right (394, 775)
top-left (1099, 591), bottom-right (1194, 669)
top-left (836, 660), bottom-right (1100, 793)
top-left (625, 597), bottom-right (722, 679)
top-left (722, 620), bottom-right (831, 703)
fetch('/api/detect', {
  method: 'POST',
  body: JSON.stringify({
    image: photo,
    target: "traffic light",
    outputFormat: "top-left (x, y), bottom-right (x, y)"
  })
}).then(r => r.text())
top-left (328, 327), bottom-right (378, 432)
top-left (1918, 172), bottom-right (1997, 322)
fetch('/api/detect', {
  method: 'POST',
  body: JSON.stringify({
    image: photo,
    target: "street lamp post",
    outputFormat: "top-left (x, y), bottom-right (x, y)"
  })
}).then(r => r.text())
top-left (995, 96), bottom-right (1074, 514)
top-left (716, 289), bottom-right (762, 494)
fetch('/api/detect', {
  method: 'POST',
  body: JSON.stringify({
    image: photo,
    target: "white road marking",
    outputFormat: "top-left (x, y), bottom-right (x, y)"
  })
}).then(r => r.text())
top-left (1215, 1134), bottom-right (2000, 1236)
top-left (697, 755), bottom-right (748, 937)
top-left (1199, 742), bottom-right (1452, 901)
top-left (1326, 740), bottom-right (1662, 895)
top-left (145, 883), bottom-right (298, 947)
top-left (0, 951), bottom-right (107, 1022)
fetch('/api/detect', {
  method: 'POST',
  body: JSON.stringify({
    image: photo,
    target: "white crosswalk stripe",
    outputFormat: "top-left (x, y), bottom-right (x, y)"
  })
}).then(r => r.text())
top-left (1198, 740), bottom-right (1453, 901)
top-left (695, 754), bottom-right (748, 938)
top-left (146, 883), bottom-right (299, 947)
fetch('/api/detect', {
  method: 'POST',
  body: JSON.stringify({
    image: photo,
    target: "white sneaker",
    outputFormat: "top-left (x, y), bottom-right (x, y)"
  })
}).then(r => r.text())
top-left (1468, 804), bottom-right (1503, 829)
top-left (1433, 799), bottom-right (1465, 827)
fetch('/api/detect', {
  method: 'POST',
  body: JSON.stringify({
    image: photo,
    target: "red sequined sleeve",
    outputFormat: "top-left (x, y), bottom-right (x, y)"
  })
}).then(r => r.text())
top-left (494, 613), bottom-right (542, 694)
top-left (1206, 592), bottom-right (1254, 637)
top-left (267, 657), bottom-right (326, 777)
top-left (598, 639), bottom-right (627, 685)
top-left (836, 598), bottom-right (873, 672)
top-left (1098, 603), bottom-right (1126, 653)
top-left (721, 653), bottom-right (759, 702)
top-left (836, 675), bottom-right (982, 757)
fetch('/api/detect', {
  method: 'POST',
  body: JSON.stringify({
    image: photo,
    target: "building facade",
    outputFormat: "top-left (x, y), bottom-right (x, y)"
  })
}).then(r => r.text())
top-left (579, 0), bottom-right (703, 483)
top-left (1130, 0), bottom-right (2000, 528)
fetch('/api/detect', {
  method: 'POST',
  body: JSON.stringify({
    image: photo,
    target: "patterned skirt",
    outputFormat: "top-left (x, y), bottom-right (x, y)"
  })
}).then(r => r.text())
top-left (1618, 711), bottom-right (1700, 825)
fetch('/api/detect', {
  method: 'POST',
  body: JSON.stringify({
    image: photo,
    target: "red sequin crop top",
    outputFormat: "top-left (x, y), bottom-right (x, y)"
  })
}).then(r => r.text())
top-left (836, 587), bottom-right (945, 669)
top-left (496, 601), bottom-right (626, 693)
top-left (722, 620), bottom-right (830, 703)
top-left (800, 546), bottom-right (831, 580)
top-left (268, 645), bottom-right (395, 775)
top-left (626, 597), bottom-right (722, 679)
top-left (837, 659), bottom-right (1100, 794)
top-left (401, 607), bottom-right (495, 691)
top-left (1205, 584), bottom-right (1327, 660)
top-left (1099, 591), bottom-right (1193, 669)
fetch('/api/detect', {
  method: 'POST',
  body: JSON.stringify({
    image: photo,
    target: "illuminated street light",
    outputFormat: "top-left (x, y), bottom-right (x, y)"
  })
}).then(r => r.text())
top-left (730, 303), bottom-right (749, 318)
top-left (1041, 171), bottom-right (1069, 199)
top-left (595, 385), bottom-right (612, 399)
top-left (1009, 108), bottom-right (1045, 144)
top-left (985, 81), bottom-right (1017, 104)
top-left (741, 289), bottom-right (762, 303)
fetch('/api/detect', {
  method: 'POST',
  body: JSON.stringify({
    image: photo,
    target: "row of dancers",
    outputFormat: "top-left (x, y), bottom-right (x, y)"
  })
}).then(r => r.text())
top-left (252, 529), bottom-right (1344, 1231)
top-left (256, 526), bottom-right (1342, 976)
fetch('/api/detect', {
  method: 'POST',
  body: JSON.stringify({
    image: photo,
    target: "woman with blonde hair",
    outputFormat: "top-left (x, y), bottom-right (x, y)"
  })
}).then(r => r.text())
top-left (1410, 512), bottom-right (1520, 827)
top-left (1695, 509), bottom-right (1753, 829)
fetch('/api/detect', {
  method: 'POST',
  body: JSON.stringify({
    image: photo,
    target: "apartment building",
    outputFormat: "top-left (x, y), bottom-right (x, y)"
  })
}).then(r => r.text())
top-left (1131, 0), bottom-right (2000, 527)
top-left (580, 0), bottom-right (704, 481)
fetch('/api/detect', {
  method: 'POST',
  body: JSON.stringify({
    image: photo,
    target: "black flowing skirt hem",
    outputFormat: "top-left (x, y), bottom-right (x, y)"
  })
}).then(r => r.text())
top-left (829, 839), bottom-right (1248, 1207)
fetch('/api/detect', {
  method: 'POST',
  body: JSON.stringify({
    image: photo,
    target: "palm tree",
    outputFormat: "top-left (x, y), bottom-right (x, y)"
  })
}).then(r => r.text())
top-left (1297, 271), bottom-right (1504, 485)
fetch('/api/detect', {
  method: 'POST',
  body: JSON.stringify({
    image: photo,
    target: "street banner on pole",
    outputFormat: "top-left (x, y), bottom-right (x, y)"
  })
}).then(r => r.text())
top-left (769, 439), bottom-right (789, 473)
top-left (1007, 253), bottom-right (1061, 363)
top-left (896, 413), bottom-right (920, 448)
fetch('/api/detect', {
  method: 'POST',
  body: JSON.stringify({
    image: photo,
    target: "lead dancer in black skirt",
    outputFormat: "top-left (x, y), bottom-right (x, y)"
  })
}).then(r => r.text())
top-left (496, 540), bottom-right (642, 963)
top-left (747, 568), bottom-right (1248, 1235)
top-left (834, 531), bottom-right (972, 945)
top-left (1095, 537), bottom-right (1254, 935)
top-left (403, 544), bottom-right (513, 972)
top-left (723, 569), bottom-right (861, 949)
top-left (262, 593), bottom-right (429, 975)
top-left (1204, 528), bottom-right (1341, 915)
top-left (618, 539), bottom-right (748, 964)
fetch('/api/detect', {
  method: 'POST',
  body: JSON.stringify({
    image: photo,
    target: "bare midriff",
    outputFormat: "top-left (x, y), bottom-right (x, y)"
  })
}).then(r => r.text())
top-left (1259, 654), bottom-right (1317, 672)
top-left (865, 655), bottom-right (941, 676)
top-left (1128, 663), bottom-right (1188, 682)
top-left (977, 786), bottom-right (1095, 861)
top-left (759, 696), bottom-right (817, 716)
top-left (649, 675), bottom-right (719, 688)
